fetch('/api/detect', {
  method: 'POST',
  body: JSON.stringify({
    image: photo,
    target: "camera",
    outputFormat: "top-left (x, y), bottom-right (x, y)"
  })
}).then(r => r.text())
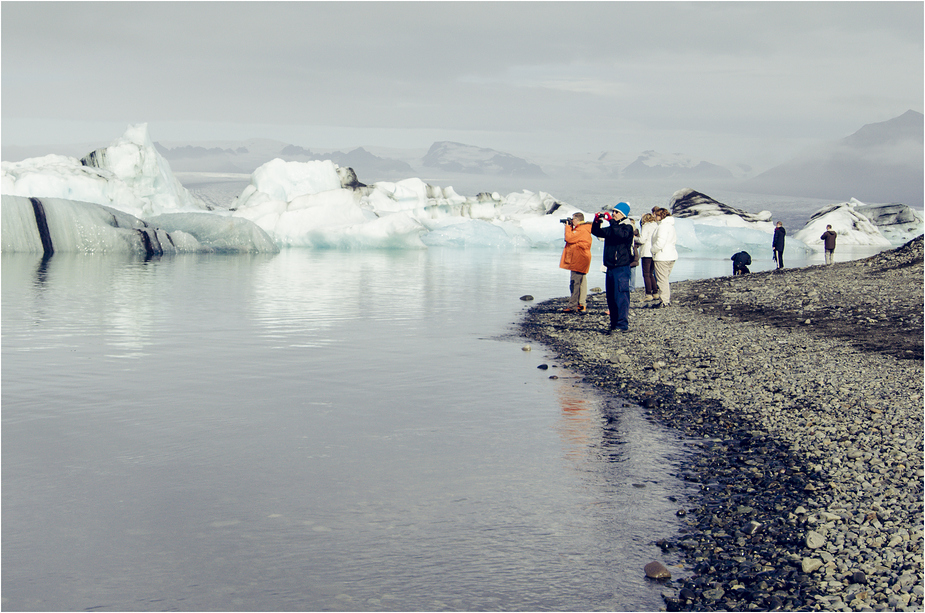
top-left (559, 218), bottom-right (571, 224)
top-left (594, 211), bottom-right (613, 222)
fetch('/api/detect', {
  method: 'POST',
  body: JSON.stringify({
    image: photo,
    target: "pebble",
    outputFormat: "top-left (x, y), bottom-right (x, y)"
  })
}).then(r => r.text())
top-left (645, 560), bottom-right (672, 579)
top-left (519, 237), bottom-right (924, 612)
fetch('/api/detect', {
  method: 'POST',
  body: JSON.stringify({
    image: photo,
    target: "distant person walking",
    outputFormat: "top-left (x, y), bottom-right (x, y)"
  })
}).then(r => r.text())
top-left (772, 221), bottom-right (786, 269)
top-left (591, 202), bottom-right (635, 333)
top-left (821, 225), bottom-right (837, 265)
top-left (637, 213), bottom-right (659, 304)
top-left (650, 208), bottom-right (678, 307)
top-left (731, 251), bottom-right (751, 275)
top-left (559, 213), bottom-right (593, 312)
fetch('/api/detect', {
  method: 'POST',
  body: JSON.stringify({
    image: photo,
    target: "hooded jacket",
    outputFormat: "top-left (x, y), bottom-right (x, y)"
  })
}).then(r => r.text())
top-left (773, 226), bottom-right (786, 252)
top-left (651, 216), bottom-right (678, 262)
top-left (559, 222), bottom-right (593, 274)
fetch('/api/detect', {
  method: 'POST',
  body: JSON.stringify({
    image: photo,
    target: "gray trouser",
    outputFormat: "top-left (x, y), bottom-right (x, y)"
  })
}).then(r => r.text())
top-left (825, 249), bottom-right (834, 265)
top-left (568, 271), bottom-right (587, 307)
top-left (653, 260), bottom-right (675, 304)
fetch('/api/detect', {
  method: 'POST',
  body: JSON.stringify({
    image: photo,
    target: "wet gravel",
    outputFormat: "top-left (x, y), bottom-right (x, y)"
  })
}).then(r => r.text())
top-left (519, 237), bottom-right (924, 612)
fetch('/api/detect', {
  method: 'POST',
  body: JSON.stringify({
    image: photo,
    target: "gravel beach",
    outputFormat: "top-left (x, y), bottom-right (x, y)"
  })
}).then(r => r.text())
top-left (520, 237), bottom-right (924, 612)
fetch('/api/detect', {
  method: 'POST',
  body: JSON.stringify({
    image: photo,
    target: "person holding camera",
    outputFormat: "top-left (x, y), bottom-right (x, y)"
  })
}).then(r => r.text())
top-left (559, 212), bottom-right (593, 313)
top-left (821, 225), bottom-right (837, 265)
top-left (591, 202), bottom-right (635, 334)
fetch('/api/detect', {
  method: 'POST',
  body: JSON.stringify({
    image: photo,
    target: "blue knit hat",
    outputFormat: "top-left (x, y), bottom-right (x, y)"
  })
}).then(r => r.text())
top-left (614, 202), bottom-right (631, 217)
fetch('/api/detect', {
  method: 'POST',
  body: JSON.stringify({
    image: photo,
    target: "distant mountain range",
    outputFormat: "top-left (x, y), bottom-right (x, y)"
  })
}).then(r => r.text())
top-left (3, 111), bottom-right (921, 207)
top-left (150, 141), bottom-right (414, 176)
top-left (421, 141), bottom-right (545, 177)
top-left (739, 110), bottom-right (923, 208)
top-left (621, 151), bottom-right (734, 181)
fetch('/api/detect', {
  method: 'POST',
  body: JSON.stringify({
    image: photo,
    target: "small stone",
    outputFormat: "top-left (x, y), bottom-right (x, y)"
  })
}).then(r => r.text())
top-left (806, 530), bottom-right (826, 549)
top-left (519, 295), bottom-right (534, 301)
top-left (849, 570), bottom-right (867, 584)
top-left (802, 557), bottom-right (824, 573)
top-left (521, 345), bottom-right (532, 352)
top-left (644, 561), bottom-right (671, 579)
top-left (702, 587), bottom-right (725, 601)
top-left (537, 364), bottom-right (549, 370)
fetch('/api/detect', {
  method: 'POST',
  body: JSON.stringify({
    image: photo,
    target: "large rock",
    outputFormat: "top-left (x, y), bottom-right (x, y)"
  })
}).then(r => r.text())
top-left (644, 561), bottom-right (672, 579)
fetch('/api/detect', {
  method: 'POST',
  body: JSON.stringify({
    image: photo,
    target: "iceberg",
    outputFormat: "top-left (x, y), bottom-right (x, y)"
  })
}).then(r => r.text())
top-left (665, 188), bottom-right (811, 255)
top-left (854, 202), bottom-right (924, 244)
top-left (4, 124), bottom-right (904, 258)
top-left (2, 124), bottom-right (208, 219)
top-left (1, 195), bottom-right (278, 255)
top-left (2, 194), bottom-right (194, 255)
top-left (669, 188), bottom-right (774, 229)
top-left (793, 199), bottom-right (901, 248)
top-left (229, 160), bottom-right (569, 249)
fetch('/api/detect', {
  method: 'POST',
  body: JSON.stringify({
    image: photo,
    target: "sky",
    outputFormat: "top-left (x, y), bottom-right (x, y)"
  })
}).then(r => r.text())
top-left (2, 1), bottom-right (923, 171)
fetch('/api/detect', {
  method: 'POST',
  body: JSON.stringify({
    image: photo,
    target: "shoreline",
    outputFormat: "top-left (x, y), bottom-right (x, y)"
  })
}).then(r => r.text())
top-left (519, 238), bottom-right (924, 612)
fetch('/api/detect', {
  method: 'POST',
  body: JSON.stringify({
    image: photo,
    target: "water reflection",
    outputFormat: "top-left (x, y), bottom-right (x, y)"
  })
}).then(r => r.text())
top-left (2, 249), bottom-right (691, 611)
top-left (554, 375), bottom-right (600, 462)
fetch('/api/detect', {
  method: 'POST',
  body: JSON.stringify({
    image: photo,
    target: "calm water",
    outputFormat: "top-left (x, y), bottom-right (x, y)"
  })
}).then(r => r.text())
top-left (3, 248), bottom-right (698, 612)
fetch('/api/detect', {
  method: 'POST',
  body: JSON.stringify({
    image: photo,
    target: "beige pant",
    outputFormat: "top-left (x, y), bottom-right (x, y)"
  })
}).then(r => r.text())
top-left (653, 260), bottom-right (675, 304)
top-left (568, 271), bottom-right (587, 307)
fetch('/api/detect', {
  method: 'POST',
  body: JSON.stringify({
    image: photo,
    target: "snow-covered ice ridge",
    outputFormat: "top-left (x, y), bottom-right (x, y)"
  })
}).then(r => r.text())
top-left (2, 124), bottom-right (920, 255)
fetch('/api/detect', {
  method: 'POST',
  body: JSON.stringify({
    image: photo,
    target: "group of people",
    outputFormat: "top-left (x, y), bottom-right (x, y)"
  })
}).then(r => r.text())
top-left (735, 222), bottom-right (836, 276)
top-left (558, 202), bottom-right (677, 334)
top-left (560, 204), bottom-right (840, 335)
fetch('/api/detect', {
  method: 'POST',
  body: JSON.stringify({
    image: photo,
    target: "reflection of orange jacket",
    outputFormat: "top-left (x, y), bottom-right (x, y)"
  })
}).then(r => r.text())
top-left (559, 223), bottom-right (593, 274)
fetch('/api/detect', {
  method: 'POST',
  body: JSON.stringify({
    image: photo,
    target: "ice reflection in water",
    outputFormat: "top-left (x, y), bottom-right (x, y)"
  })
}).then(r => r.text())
top-left (3, 249), bottom-right (693, 612)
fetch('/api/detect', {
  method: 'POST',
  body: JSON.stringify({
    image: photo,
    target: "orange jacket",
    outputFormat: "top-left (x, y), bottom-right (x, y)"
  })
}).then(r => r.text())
top-left (559, 222), bottom-right (593, 274)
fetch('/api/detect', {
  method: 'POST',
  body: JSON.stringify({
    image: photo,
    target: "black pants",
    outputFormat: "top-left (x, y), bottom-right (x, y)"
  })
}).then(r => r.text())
top-left (641, 257), bottom-right (657, 295)
top-left (773, 249), bottom-right (784, 269)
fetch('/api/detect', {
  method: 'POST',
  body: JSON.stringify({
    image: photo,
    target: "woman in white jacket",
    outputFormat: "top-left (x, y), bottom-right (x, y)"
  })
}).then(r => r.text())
top-left (650, 208), bottom-right (678, 307)
top-left (636, 213), bottom-right (659, 303)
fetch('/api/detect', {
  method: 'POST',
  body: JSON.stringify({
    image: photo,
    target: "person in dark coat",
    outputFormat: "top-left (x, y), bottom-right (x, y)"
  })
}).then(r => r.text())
top-left (731, 251), bottom-right (751, 275)
top-left (591, 201), bottom-right (635, 334)
top-left (772, 222), bottom-right (786, 269)
top-left (820, 225), bottom-right (837, 265)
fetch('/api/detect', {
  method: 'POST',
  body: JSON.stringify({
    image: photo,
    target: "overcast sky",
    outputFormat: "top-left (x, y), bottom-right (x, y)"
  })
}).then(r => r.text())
top-left (2, 1), bottom-right (922, 169)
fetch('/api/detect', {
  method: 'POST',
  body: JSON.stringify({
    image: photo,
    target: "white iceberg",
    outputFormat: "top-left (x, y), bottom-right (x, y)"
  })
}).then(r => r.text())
top-left (854, 202), bottom-right (924, 244)
top-left (2, 124), bottom-right (208, 219)
top-left (229, 160), bottom-right (568, 249)
top-left (6, 125), bottom-right (906, 259)
top-left (665, 188), bottom-right (811, 255)
top-left (793, 199), bottom-right (896, 248)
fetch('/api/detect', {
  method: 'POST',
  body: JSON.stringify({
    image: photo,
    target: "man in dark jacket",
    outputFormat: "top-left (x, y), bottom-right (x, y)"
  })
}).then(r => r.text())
top-left (772, 221), bottom-right (786, 269)
top-left (591, 202), bottom-right (635, 333)
top-left (820, 225), bottom-right (837, 265)
top-left (731, 251), bottom-right (751, 275)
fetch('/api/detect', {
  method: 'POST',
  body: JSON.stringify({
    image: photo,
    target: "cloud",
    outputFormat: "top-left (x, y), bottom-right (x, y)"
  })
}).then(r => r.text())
top-left (2, 1), bottom-right (922, 166)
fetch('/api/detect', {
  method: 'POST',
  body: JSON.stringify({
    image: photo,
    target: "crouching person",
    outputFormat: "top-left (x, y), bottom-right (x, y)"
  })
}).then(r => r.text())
top-left (731, 251), bottom-right (751, 275)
